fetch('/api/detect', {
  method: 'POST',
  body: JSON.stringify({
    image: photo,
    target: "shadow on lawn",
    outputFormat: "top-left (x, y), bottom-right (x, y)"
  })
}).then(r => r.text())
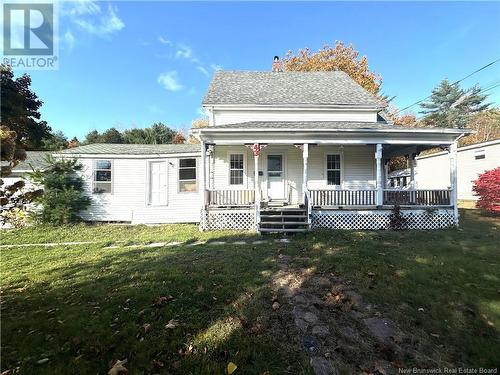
top-left (0, 236), bottom-right (310, 374)
top-left (2, 210), bottom-right (499, 374)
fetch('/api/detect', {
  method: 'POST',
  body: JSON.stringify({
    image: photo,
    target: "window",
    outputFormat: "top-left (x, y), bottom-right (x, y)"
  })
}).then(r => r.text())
top-left (93, 160), bottom-right (112, 194)
top-left (474, 149), bottom-right (485, 160)
top-left (326, 154), bottom-right (341, 186)
top-left (179, 158), bottom-right (197, 192)
top-left (229, 154), bottom-right (244, 185)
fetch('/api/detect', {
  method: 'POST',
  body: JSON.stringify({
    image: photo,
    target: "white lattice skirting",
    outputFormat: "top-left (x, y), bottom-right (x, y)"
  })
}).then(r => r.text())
top-left (311, 209), bottom-right (456, 230)
top-left (202, 208), bottom-right (256, 231)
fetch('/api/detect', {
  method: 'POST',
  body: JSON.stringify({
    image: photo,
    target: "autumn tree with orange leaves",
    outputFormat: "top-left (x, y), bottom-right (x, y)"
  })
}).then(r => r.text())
top-left (283, 41), bottom-right (382, 95)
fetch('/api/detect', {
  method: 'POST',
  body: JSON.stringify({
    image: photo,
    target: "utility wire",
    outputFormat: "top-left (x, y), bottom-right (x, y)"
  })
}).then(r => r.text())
top-left (394, 58), bottom-right (500, 114)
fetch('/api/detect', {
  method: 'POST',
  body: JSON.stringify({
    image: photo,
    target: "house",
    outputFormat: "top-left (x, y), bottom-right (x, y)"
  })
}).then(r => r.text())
top-left (1, 151), bottom-right (50, 188)
top-left (415, 139), bottom-right (500, 201)
top-left (387, 168), bottom-right (411, 188)
top-left (58, 65), bottom-right (471, 231)
top-left (57, 143), bottom-right (202, 223)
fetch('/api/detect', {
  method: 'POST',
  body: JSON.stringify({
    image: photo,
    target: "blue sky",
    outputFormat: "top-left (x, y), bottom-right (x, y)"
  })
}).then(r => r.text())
top-left (18, 1), bottom-right (500, 140)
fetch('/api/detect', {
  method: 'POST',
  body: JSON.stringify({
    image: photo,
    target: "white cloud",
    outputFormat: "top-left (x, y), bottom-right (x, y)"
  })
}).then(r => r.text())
top-left (62, 29), bottom-right (76, 51)
top-left (157, 71), bottom-right (183, 92)
top-left (196, 66), bottom-right (209, 77)
top-left (210, 64), bottom-right (223, 71)
top-left (157, 36), bottom-right (172, 46)
top-left (73, 4), bottom-right (124, 37)
top-left (175, 44), bottom-right (193, 60)
top-left (61, 1), bottom-right (124, 38)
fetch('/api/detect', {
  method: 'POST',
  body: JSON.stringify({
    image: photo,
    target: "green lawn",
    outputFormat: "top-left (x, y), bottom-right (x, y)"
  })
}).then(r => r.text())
top-left (1, 210), bottom-right (499, 374)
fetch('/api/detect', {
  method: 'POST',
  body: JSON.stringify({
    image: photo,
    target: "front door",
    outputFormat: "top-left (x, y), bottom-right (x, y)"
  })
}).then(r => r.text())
top-left (267, 154), bottom-right (285, 200)
top-left (149, 161), bottom-right (167, 205)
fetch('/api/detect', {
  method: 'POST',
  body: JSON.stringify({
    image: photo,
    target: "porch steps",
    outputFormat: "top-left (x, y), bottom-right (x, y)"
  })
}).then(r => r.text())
top-left (259, 207), bottom-right (309, 233)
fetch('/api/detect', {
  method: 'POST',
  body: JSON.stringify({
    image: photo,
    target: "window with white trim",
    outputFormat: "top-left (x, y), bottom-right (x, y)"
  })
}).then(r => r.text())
top-left (179, 158), bottom-right (197, 192)
top-left (229, 154), bottom-right (244, 185)
top-left (326, 154), bottom-right (341, 186)
top-left (93, 160), bottom-right (112, 194)
top-left (474, 149), bottom-right (485, 160)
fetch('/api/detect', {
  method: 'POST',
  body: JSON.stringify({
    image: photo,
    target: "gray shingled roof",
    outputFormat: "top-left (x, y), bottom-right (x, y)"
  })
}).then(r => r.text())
top-left (59, 143), bottom-right (200, 155)
top-left (209, 121), bottom-right (397, 130)
top-left (203, 71), bottom-right (384, 107)
top-left (12, 151), bottom-right (51, 171)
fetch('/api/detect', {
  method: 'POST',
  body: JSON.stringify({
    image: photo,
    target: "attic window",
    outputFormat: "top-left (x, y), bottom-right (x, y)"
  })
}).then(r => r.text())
top-left (474, 149), bottom-right (485, 160)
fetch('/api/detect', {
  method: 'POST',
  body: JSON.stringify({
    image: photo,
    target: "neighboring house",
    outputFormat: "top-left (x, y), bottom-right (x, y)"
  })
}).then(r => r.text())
top-left (387, 168), bottom-right (411, 188)
top-left (1, 151), bottom-right (50, 188)
top-left (58, 66), bottom-right (471, 231)
top-left (415, 139), bottom-right (500, 201)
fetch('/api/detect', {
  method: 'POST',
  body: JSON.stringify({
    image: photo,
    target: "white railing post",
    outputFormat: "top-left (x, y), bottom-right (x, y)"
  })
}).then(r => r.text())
top-left (302, 143), bottom-right (311, 226)
top-left (375, 144), bottom-right (383, 206)
top-left (449, 142), bottom-right (459, 226)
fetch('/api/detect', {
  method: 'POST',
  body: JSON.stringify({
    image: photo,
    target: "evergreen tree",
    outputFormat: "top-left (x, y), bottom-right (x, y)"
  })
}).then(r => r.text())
top-left (30, 156), bottom-right (91, 224)
top-left (420, 80), bottom-right (490, 128)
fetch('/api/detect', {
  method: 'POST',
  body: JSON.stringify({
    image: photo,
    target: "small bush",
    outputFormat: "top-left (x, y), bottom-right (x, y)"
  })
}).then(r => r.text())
top-left (30, 156), bottom-right (91, 224)
top-left (388, 203), bottom-right (408, 230)
top-left (472, 167), bottom-right (500, 214)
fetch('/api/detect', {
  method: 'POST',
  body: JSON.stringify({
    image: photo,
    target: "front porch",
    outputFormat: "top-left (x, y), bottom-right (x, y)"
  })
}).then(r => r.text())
top-left (198, 142), bottom-right (458, 232)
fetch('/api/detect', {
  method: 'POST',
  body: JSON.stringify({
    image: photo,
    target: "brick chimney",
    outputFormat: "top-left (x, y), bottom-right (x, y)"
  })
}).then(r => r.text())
top-left (272, 56), bottom-right (282, 72)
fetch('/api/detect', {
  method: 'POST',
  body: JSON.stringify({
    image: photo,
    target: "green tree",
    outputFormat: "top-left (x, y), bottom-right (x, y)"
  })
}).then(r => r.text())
top-left (84, 130), bottom-right (102, 144)
top-left (144, 123), bottom-right (176, 144)
top-left (101, 127), bottom-right (124, 143)
top-left (420, 80), bottom-right (490, 128)
top-left (42, 130), bottom-right (68, 151)
top-left (30, 156), bottom-right (91, 224)
top-left (123, 128), bottom-right (148, 144)
top-left (1, 65), bottom-right (51, 175)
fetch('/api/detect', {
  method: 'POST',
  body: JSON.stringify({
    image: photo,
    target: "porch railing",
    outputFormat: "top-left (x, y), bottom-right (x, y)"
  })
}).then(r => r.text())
top-left (206, 189), bottom-right (255, 206)
top-left (383, 189), bottom-right (451, 206)
top-left (310, 189), bottom-right (377, 206)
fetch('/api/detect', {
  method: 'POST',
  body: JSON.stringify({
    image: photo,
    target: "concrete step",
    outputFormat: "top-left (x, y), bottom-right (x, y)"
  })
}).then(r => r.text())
top-left (260, 221), bottom-right (308, 225)
top-left (259, 228), bottom-right (308, 233)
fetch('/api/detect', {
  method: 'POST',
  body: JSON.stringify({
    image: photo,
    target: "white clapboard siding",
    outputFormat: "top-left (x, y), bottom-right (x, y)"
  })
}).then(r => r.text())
top-left (213, 108), bottom-right (378, 126)
top-left (308, 145), bottom-right (376, 190)
top-left (416, 140), bottom-right (500, 200)
top-left (211, 145), bottom-right (376, 205)
top-left (77, 156), bottom-right (202, 223)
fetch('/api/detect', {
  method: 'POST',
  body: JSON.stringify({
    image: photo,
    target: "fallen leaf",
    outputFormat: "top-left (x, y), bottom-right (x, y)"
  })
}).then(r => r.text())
top-left (142, 323), bottom-right (151, 333)
top-left (227, 362), bottom-right (237, 374)
top-left (108, 359), bottom-right (128, 375)
top-left (36, 358), bottom-right (49, 365)
top-left (197, 285), bottom-right (204, 293)
top-left (153, 295), bottom-right (174, 307)
top-left (367, 272), bottom-right (376, 277)
top-left (165, 319), bottom-right (180, 329)
top-left (272, 302), bottom-right (280, 311)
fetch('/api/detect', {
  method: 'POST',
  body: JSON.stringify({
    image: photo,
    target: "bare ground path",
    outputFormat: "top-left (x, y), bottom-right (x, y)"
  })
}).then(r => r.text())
top-left (271, 252), bottom-right (439, 375)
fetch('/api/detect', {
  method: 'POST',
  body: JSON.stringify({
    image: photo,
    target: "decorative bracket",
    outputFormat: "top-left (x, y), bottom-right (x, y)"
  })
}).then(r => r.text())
top-left (206, 144), bottom-right (215, 156)
top-left (245, 143), bottom-right (267, 156)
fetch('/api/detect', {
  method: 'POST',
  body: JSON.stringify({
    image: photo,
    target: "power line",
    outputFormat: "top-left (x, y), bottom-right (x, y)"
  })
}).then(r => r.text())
top-left (481, 82), bottom-right (500, 93)
top-left (394, 58), bottom-right (500, 114)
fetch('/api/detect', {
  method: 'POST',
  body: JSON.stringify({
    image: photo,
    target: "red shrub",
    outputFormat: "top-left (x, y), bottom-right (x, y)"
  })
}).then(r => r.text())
top-left (472, 167), bottom-right (500, 213)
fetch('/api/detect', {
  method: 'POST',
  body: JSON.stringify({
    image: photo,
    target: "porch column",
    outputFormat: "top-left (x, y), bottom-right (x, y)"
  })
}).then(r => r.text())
top-left (449, 142), bottom-right (459, 226)
top-left (247, 143), bottom-right (266, 231)
top-left (375, 144), bottom-right (383, 206)
top-left (199, 140), bottom-right (207, 231)
top-left (302, 143), bottom-right (309, 196)
top-left (409, 153), bottom-right (416, 188)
